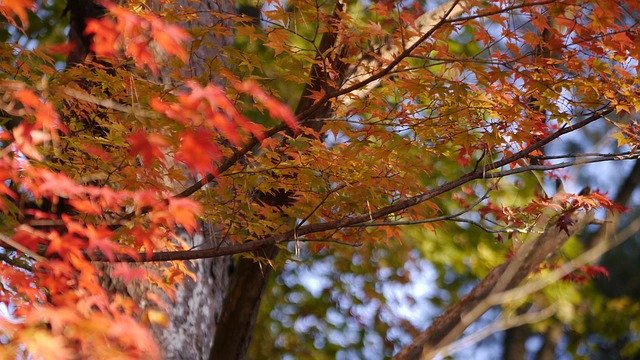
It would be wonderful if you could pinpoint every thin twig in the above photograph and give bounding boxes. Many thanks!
[62,87,158,119]
[92,108,613,262]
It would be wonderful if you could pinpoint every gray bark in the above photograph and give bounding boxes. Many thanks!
[151,1,235,358]
[152,225,231,359]
[84,0,237,357]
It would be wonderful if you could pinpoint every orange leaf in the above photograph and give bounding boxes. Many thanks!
[167,198,201,234]
[0,0,34,28]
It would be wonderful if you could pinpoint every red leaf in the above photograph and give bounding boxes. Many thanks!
[127,130,167,168]
[582,265,609,278]
[15,89,66,133]
[110,263,147,283]
[176,128,221,175]
[234,80,298,130]
[86,225,116,261]
[84,18,119,58]
[151,17,189,62]
[555,213,575,236]
[69,199,102,215]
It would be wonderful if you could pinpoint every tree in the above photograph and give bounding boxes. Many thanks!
[1,0,639,359]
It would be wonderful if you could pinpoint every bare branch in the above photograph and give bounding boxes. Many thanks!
[62,87,159,119]
[431,306,557,360]
[486,152,640,178]
[0,250,33,272]
[399,211,640,360]
[393,207,595,360]
[530,150,640,160]
[0,233,44,262]
[344,192,523,233]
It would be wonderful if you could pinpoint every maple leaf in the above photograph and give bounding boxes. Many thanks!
[87,237,118,261]
[127,130,167,168]
[264,29,289,56]
[69,199,102,215]
[582,265,609,278]
[110,263,147,283]
[456,146,472,166]
[167,197,201,234]
[85,225,116,260]
[129,226,158,260]
[27,169,82,199]
[13,89,65,133]
[150,17,189,62]
[84,18,119,58]
[563,265,609,283]
[588,191,628,213]
[126,40,159,74]
[84,2,190,74]
[305,88,326,105]
[46,232,84,259]
[0,0,33,28]
[176,128,221,175]
[235,80,298,130]
[555,213,575,236]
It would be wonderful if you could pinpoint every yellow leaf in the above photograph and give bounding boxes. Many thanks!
[145,309,169,327]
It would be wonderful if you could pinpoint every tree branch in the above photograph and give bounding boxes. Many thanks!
[95,108,612,262]
[393,207,595,360]
[0,250,34,272]
[162,0,562,204]
[335,0,557,111]
[485,152,640,178]
[396,204,640,360]
[432,306,557,360]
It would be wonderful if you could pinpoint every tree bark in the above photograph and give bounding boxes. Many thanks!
[210,2,349,359]
[148,1,236,357]
[64,1,235,358]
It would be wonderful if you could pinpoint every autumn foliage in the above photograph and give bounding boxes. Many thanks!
[0,2,296,357]
[0,0,639,358]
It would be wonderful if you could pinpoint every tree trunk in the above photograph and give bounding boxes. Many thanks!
[148,1,235,358]
[502,326,531,360]
[534,325,562,360]
[65,1,235,358]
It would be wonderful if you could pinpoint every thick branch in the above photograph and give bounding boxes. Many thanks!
[397,175,640,359]
[393,209,595,360]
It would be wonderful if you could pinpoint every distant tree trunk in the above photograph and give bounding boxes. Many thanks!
[534,325,562,360]
[502,326,530,360]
